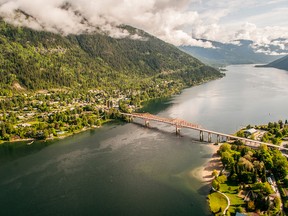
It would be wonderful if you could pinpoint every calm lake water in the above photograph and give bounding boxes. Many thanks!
[0,65,288,216]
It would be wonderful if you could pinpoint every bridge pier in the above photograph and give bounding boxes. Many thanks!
[208,133,212,143]
[217,135,220,143]
[200,131,204,141]
[144,120,150,127]
[176,125,180,135]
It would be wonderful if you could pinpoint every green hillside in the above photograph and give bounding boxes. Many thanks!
[0,18,223,93]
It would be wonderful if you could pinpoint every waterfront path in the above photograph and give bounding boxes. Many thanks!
[211,186,230,215]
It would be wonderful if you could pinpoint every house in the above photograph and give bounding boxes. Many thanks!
[244,128,257,136]
[56,131,66,135]
[17,123,32,127]
[267,177,273,185]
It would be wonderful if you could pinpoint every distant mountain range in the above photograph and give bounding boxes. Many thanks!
[179,39,284,66]
[0,18,222,91]
[261,55,288,71]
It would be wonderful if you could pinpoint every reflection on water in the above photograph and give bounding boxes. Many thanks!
[166,65,288,133]
[0,140,53,164]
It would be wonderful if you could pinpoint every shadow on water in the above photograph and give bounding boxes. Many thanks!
[197,183,212,196]
[197,184,214,216]
[131,121,205,141]
[202,153,214,159]
[0,98,173,166]
[0,140,53,165]
[139,97,173,114]
[132,121,181,135]
[0,120,125,166]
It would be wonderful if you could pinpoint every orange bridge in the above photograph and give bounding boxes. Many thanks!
[122,112,288,151]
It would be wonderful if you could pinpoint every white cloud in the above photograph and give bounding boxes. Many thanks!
[0,0,287,52]
[0,0,214,47]
[232,23,288,54]
[187,0,288,53]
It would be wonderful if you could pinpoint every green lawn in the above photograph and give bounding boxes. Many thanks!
[208,191,228,215]
[25,120,40,125]
[220,182,245,214]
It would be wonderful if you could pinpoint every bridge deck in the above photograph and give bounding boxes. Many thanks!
[122,112,288,151]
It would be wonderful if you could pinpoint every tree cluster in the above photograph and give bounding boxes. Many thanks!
[218,142,288,214]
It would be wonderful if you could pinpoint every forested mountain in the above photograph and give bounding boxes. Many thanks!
[264,55,288,71]
[0,18,222,92]
[179,39,282,67]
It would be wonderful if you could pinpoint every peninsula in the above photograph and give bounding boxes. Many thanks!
[207,121,288,215]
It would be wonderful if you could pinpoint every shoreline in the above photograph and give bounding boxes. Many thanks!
[0,75,224,146]
[0,119,115,145]
[191,143,223,184]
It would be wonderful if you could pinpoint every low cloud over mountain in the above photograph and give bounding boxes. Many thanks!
[0,0,287,53]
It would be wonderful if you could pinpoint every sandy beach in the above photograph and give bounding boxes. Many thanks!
[191,144,223,184]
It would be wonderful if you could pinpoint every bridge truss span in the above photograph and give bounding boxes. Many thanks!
[122,112,288,151]
[126,112,199,129]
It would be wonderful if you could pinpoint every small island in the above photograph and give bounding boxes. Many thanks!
[207,121,288,215]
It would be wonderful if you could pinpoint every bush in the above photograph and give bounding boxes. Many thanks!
[247,200,255,211]
[230,173,238,182]
[217,175,227,184]
[284,200,288,211]
[278,185,286,198]
[283,178,288,187]
[212,179,220,190]
[235,206,244,213]
[212,169,219,178]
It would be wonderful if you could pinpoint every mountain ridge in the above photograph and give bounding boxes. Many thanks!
[261,55,288,71]
[179,39,284,66]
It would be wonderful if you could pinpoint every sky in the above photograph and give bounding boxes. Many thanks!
[0,0,287,53]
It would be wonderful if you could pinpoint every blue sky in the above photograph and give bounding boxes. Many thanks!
[0,0,287,52]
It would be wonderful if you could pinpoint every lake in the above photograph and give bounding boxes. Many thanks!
[0,65,287,216]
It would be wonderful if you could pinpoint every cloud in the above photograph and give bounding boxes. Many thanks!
[232,23,288,54]
[0,0,214,47]
[0,0,287,52]
[187,0,288,51]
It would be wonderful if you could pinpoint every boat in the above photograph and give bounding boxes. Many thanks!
[27,140,34,145]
